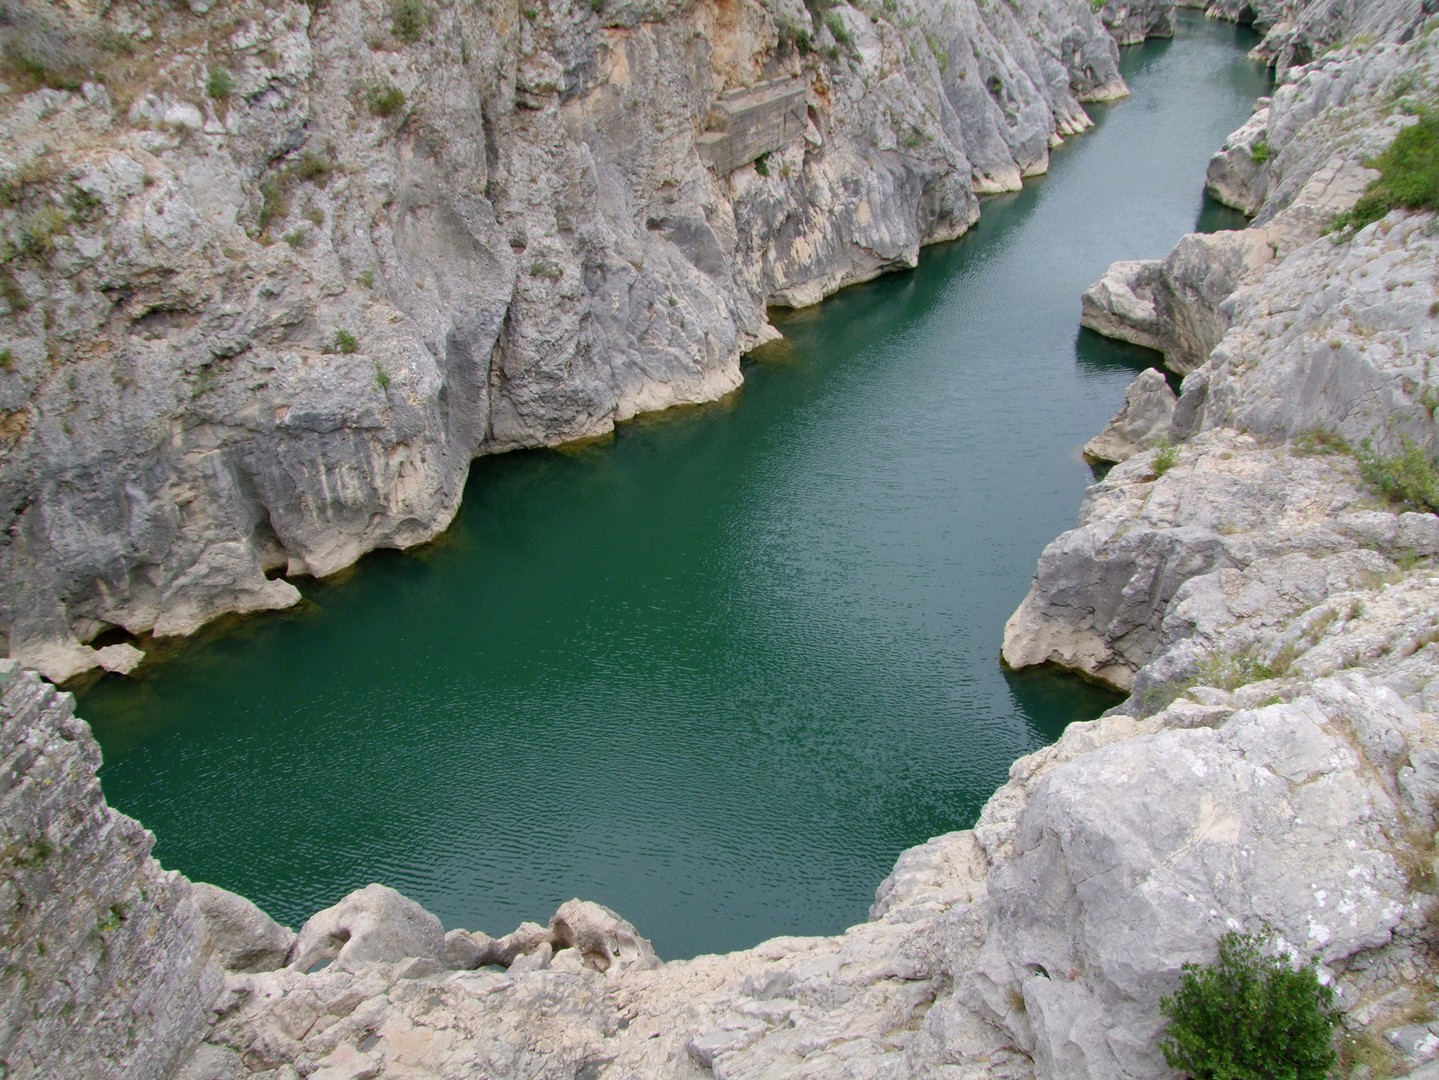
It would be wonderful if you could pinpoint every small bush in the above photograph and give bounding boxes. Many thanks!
[364,81,406,117]
[753,152,771,177]
[283,229,306,249]
[291,150,334,186]
[1160,930,1338,1080]
[1332,109,1439,233]
[1357,435,1439,513]
[1152,443,1178,477]
[1292,428,1352,456]
[257,177,289,233]
[824,10,853,47]
[333,329,359,354]
[206,66,234,101]
[374,362,391,390]
[1250,139,1271,164]
[390,0,430,41]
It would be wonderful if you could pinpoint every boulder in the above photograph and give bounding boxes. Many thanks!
[288,884,445,973]
[1083,368,1177,464]
[192,882,295,974]
[444,928,489,970]
[475,921,554,967]
[549,899,661,974]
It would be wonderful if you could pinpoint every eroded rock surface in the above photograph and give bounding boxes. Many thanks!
[0,0,1128,681]
[0,661,220,1079]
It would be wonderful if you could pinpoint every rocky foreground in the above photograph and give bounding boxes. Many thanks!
[8,0,1439,1078]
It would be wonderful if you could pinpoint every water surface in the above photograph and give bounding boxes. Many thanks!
[79,14,1267,959]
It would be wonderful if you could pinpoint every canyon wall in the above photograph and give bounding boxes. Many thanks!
[9,1,1439,1078]
[0,0,1125,682]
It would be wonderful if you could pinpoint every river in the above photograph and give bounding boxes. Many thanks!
[77,12,1268,960]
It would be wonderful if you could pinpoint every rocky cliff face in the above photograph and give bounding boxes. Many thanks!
[0,0,1125,682]
[13,2,1439,1078]
[0,661,219,1079]
[1010,19,1439,694]
[999,8,1439,1069]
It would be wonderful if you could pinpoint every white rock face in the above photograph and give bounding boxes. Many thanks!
[0,0,1127,681]
[289,883,447,972]
[1082,366,1176,463]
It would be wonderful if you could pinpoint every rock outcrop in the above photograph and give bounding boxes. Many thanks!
[0,0,1128,682]
[0,661,220,1079]
[1014,19,1439,691]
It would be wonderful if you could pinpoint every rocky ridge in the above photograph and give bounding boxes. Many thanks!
[1001,4,1439,1071]
[0,0,1127,682]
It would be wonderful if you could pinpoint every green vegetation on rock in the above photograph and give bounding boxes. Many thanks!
[365,82,406,117]
[1160,930,1338,1080]
[390,0,430,41]
[1357,435,1439,513]
[1332,107,1439,231]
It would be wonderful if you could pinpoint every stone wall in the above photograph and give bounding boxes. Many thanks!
[696,78,809,174]
[0,662,217,1078]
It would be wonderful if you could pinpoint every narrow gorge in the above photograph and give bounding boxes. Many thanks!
[4,0,1439,1077]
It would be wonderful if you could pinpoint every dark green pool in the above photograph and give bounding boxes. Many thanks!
[78,13,1267,959]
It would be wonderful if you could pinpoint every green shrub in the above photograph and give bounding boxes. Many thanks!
[1160,930,1338,1080]
[333,329,359,354]
[390,0,430,41]
[1250,139,1270,164]
[1153,442,1178,477]
[1356,435,1439,513]
[824,10,853,47]
[206,66,234,101]
[257,177,288,234]
[374,362,391,390]
[1332,108,1439,232]
[365,81,406,116]
[753,152,771,177]
[291,150,334,186]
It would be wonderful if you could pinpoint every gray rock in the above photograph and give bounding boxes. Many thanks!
[443,928,488,970]
[549,898,660,974]
[289,884,446,973]
[477,920,554,967]
[1083,368,1177,463]
[192,882,296,973]
[0,664,220,1079]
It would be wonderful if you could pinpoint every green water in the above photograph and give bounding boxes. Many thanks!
[78,14,1267,960]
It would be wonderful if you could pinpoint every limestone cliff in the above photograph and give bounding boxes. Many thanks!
[13,3,1439,1079]
[0,660,219,1079]
[0,0,1125,682]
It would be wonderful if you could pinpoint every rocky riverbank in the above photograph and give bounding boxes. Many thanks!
[0,0,1127,683]
[9,0,1439,1078]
